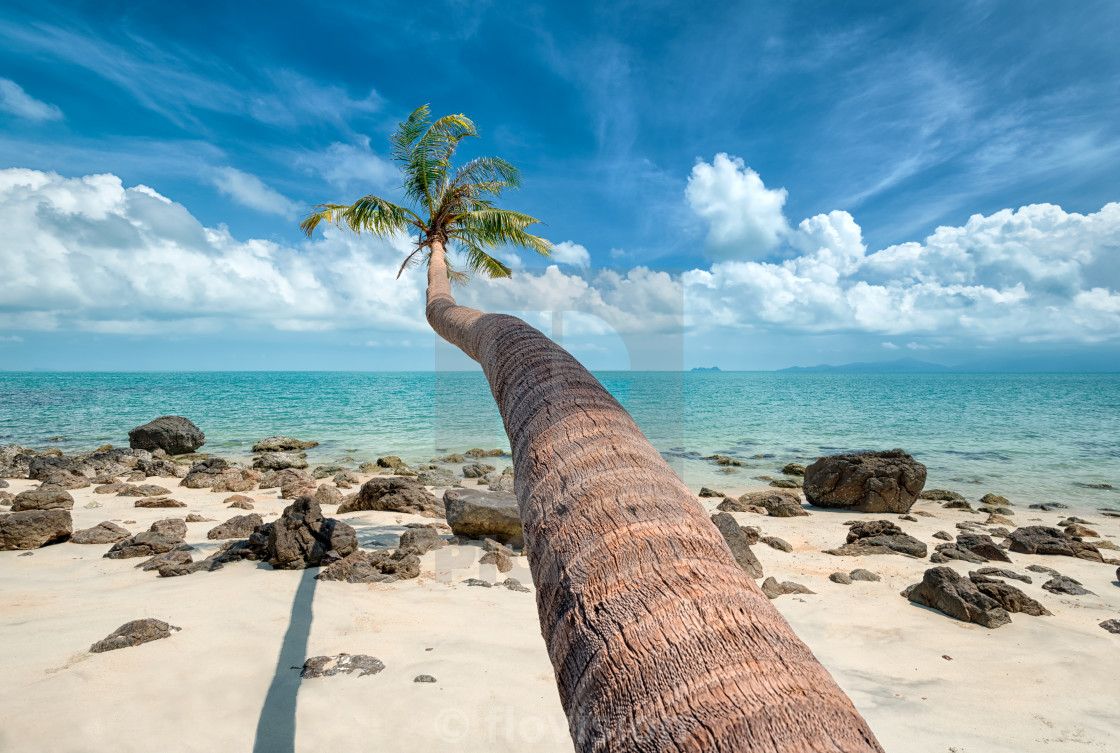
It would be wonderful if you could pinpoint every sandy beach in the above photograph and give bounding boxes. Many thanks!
[2,453,1118,753]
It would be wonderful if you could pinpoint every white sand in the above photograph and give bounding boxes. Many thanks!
[2,477,1118,752]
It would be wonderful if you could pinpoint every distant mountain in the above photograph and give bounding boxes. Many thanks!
[778,357,952,373]
[690,366,721,372]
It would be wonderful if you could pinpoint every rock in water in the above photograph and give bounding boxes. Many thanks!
[443,488,523,546]
[252,452,309,471]
[267,496,357,569]
[71,521,131,544]
[300,654,384,678]
[128,416,205,455]
[803,449,926,513]
[252,436,319,453]
[710,512,764,579]
[0,509,72,549]
[902,566,1011,628]
[337,477,441,518]
[90,618,180,653]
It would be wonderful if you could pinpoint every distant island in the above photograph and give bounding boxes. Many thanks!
[690,366,721,371]
[778,357,950,373]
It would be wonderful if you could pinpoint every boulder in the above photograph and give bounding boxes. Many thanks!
[258,468,314,490]
[826,520,927,558]
[251,436,318,453]
[252,452,309,471]
[968,574,1051,616]
[954,533,1012,563]
[972,567,1031,583]
[38,471,91,490]
[933,531,953,541]
[710,512,764,579]
[1007,526,1103,562]
[487,472,515,493]
[210,469,261,493]
[71,521,132,544]
[11,489,74,511]
[90,618,180,653]
[137,548,193,572]
[150,518,188,538]
[1065,523,1100,538]
[0,509,72,549]
[340,477,442,518]
[316,549,421,583]
[803,449,926,513]
[769,478,801,489]
[104,530,184,559]
[207,513,263,540]
[480,550,513,572]
[735,489,807,517]
[698,487,725,498]
[980,493,1010,506]
[760,577,815,599]
[267,496,358,570]
[313,484,344,506]
[902,567,1011,628]
[443,488,523,546]
[128,416,205,455]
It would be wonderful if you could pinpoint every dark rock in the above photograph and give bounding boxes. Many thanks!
[980,493,1010,506]
[417,467,460,487]
[921,489,966,502]
[439,453,466,464]
[398,527,444,556]
[11,489,74,511]
[1026,564,1062,577]
[973,567,1031,583]
[90,618,180,653]
[210,469,261,493]
[1100,619,1120,634]
[1065,523,1100,538]
[128,416,204,455]
[300,654,384,678]
[258,467,314,490]
[71,521,131,544]
[932,543,986,564]
[225,494,254,509]
[760,577,815,599]
[968,574,1051,616]
[502,577,531,592]
[317,549,421,582]
[464,448,503,459]
[207,513,263,540]
[829,572,853,584]
[479,550,513,572]
[736,489,808,517]
[268,496,357,570]
[252,452,309,471]
[443,488,522,545]
[95,483,132,494]
[0,509,72,549]
[462,462,496,479]
[134,497,187,508]
[698,487,724,498]
[312,465,346,480]
[902,567,1011,628]
[104,530,184,559]
[150,518,188,538]
[116,483,171,497]
[137,547,193,572]
[955,533,1013,563]
[313,484,343,506]
[761,535,792,552]
[1028,503,1069,511]
[341,477,442,518]
[933,531,953,541]
[38,470,91,490]
[898,514,918,522]
[710,512,764,578]
[826,520,927,557]
[1042,575,1094,596]
[185,513,213,523]
[803,449,926,513]
[252,436,318,453]
[464,578,492,587]
[942,500,975,511]
[781,462,806,476]
[414,674,437,683]
[849,568,881,582]
[1007,526,1103,562]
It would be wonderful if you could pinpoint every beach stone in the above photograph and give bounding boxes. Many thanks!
[128,416,204,455]
[698,487,725,498]
[258,467,314,490]
[94,483,132,494]
[414,674,437,683]
[850,568,881,582]
[1065,523,1100,538]
[933,531,952,541]
[1028,503,1068,511]
[968,574,1051,616]
[267,496,357,570]
[826,520,927,558]
[398,526,444,556]
[487,472,515,493]
[955,533,1012,563]
[464,448,503,459]
[503,577,531,592]
[443,488,523,545]
[1007,526,1103,562]
[980,493,1011,506]
[760,577,815,599]
[942,500,975,511]
[417,467,460,487]
[316,549,421,583]
[376,456,408,472]
[137,547,193,572]
[116,483,171,497]
[300,654,384,678]
[985,513,1015,526]
[439,453,467,463]
[803,449,926,513]
[710,512,764,579]
[462,462,496,479]
[312,465,345,480]
[735,489,807,517]
[769,478,801,489]
[134,497,187,508]
[1100,620,1120,634]
[104,530,183,559]
[932,544,986,564]
[1042,575,1094,596]
[185,513,213,522]
[761,535,793,553]
[973,567,1032,584]
[280,481,316,499]
[149,518,188,538]
[0,491,12,505]
[252,436,319,453]
[902,566,1011,628]
[313,484,343,506]
[921,489,966,502]
[90,618,180,653]
[11,489,74,511]
[339,477,442,518]
[479,550,513,572]
[1026,564,1062,577]
[781,462,806,476]
[207,513,263,540]
[252,452,309,471]
[0,479,7,488]
[829,572,853,584]
[0,509,72,549]
[210,469,261,493]
[333,470,360,485]
[38,470,91,490]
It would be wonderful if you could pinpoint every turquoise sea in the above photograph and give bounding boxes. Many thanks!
[1,371,1117,510]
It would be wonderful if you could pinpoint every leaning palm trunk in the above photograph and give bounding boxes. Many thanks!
[427,240,882,753]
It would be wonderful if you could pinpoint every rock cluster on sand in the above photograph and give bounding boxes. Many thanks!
[267,496,357,570]
[803,449,927,513]
[128,416,205,455]
[0,509,72,549]
[1007,526,1103,562]
[317,549,422,583]
[902,566,1011,628]
[90,618,180,653]
[826,520,927,557]
[104,519,188,559]
[338,477,441,518]
[443,488,523,546]
[932,533,1011,564]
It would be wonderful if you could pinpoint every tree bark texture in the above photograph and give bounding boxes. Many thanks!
[426,240,883,753]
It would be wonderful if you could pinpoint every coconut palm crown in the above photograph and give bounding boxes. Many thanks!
[300,104,550,282]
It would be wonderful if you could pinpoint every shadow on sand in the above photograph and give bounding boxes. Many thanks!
[253,568,318,753]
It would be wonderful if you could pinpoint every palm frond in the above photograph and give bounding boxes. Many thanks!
[450,157,521,195]
[300,195,421,238]
[452,209,551,257]
[390,104,431,164]
[403,113,478,212]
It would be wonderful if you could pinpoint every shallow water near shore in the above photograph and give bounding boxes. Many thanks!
[1,370,1117,509]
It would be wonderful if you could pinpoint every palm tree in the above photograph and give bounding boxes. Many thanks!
[302,106,882,753]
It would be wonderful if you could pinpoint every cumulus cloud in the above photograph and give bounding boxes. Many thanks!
[210,167,299,217]
[300,137,399,192]
[0,78,63,121]
[549,240,591,267]
[685,153,789,259]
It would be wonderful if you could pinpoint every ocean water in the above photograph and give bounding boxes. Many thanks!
[0,371,1117,510]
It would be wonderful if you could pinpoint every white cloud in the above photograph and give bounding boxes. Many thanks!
[302,137,399,192]
[0,334,24,342]
[549,240,591,268]
[0,78,63,121]
[881,342,899,349]
[210,167,299,217]
[685,153,789,259]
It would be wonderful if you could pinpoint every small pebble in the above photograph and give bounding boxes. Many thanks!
[414,674,437,683]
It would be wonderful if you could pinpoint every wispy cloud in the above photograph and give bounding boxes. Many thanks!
[210,167,300,217]
[0,77,62,121]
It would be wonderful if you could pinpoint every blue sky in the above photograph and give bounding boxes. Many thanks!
[1,0,1119,371]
